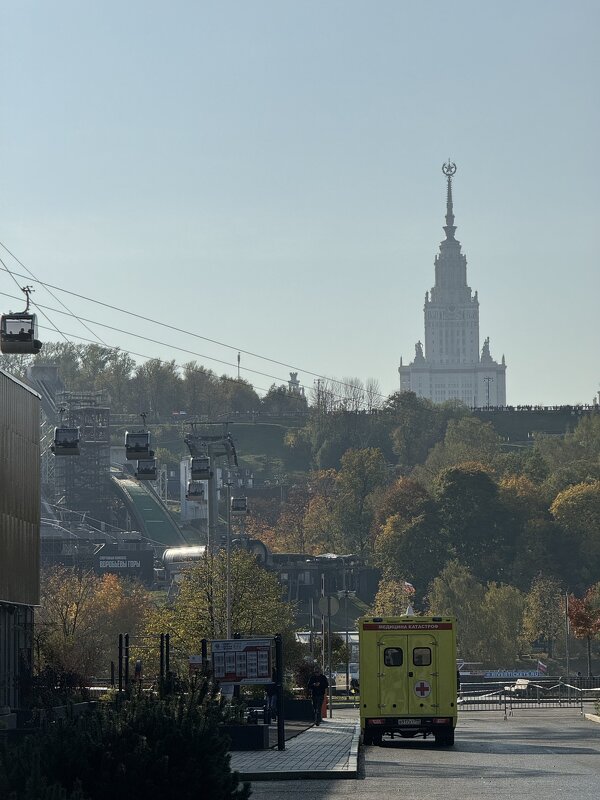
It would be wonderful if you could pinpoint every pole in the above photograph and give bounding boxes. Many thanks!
[345,590,350,703]
[309,597,314,658]
[565,593,570,678]
[124,633,130,687]
[207,444,218,551]
[159,633,165,694]
[320,572,326,672]
[118,634,123,694]
[275,634,285,751]
[327,596,333,719]
[201,638,208,672]
[226,482,232,639]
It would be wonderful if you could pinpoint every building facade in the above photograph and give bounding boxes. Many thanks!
[0,369,41,710]
[399,162,507,407]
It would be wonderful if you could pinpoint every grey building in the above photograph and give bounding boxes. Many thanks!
[0,369,41,710]
[399,162,507,407]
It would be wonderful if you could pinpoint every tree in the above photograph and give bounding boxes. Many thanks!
[385,391,443,470]
[434,463,508,582]
[274,483,312,553]
[130,358,182,419]
[372,577,416,616]
[221,377,261,412]
[550,482,600,586]
[36,568,152,680]
[481,583,525,666]
[426,561,487,662]
[521,574,564,659]
[422,416,502,478]
[374,513,449,602]
[261,383,308,414]
[181,361,225,417]
[333,447,389,556]
[568,585,600,677]
[142,550,296,674]
[371,477,433,533]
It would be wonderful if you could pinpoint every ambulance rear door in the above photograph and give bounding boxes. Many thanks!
[377,632,439,717]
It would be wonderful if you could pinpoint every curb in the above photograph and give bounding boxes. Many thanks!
[584,713,600,724]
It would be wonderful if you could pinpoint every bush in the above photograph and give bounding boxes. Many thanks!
[0,678,250,800]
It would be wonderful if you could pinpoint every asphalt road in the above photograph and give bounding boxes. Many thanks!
[248,707,600,799]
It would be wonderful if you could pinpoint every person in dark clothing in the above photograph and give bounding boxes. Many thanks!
[307,666,329,726]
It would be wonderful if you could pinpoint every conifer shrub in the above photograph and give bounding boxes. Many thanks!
[0,677,251,800]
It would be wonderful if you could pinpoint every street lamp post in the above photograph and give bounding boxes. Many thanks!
[338,588,356,702]
[483,375,494,409]
[226,481,232,639]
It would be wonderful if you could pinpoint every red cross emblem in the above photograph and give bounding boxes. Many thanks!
[415,680,431,697]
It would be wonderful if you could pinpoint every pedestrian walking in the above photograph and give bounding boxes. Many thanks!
[307,665,329,726]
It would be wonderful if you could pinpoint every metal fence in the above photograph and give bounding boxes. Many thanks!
[458,677,600,713]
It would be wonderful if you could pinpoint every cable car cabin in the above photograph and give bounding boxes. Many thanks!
[0,312,43,354]
[125,431,151,460]
[186,481,205,502]
[51,427,81,456]
[190,456,212,481]
[231,497,248,516]
[135,458,157,480]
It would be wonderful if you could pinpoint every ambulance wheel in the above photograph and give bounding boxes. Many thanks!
[435,728,455,746]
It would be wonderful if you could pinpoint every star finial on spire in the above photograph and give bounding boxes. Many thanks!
[442,159,457,240]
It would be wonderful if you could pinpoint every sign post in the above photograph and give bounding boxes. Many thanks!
[204,636,285,748]
[318,595,339,719]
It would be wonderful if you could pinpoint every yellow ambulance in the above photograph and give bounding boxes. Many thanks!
[359,615,458,746]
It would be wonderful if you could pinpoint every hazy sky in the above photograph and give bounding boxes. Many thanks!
[1,1,598,406]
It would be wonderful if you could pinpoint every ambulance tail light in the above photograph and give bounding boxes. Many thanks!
[433,718,450,724]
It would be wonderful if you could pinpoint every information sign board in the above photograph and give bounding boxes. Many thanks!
[211,638,273,684]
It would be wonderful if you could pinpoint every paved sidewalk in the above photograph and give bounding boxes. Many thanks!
[230,718,360,781]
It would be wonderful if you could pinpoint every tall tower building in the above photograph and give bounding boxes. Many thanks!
[399,162,507,407]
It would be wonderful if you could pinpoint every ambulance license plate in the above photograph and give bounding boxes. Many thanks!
[397,719,418,726]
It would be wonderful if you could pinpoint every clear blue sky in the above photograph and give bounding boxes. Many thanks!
[1,1,598,405]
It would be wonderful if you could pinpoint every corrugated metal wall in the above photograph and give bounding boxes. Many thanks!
[0,369,41,606]
[0,604,33,708]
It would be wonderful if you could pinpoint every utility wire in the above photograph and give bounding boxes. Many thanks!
[0,253,388,401]
[3,287,386,405]
[0,243,109,347]
[0,256,71,344]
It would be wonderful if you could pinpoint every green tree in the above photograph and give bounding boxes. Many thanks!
[421,416,502,478]
[521,574,564,659]
[374,513,449,602]
[481,583,525,666]
[333,447,389,556]
[426,561,487,662]
[262,383,308,414]
[130,358,182,419]
[385,391,444,470]
[221,377,261,412]
[550,481,600,587]
[142,550,295,670]
[434,464,508,582]
[181,361,226,417]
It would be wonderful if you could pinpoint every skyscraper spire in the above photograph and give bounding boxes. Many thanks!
[442,159,457,240]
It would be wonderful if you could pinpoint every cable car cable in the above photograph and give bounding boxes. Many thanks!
[0,246,109,348]
[0,255,388,401]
